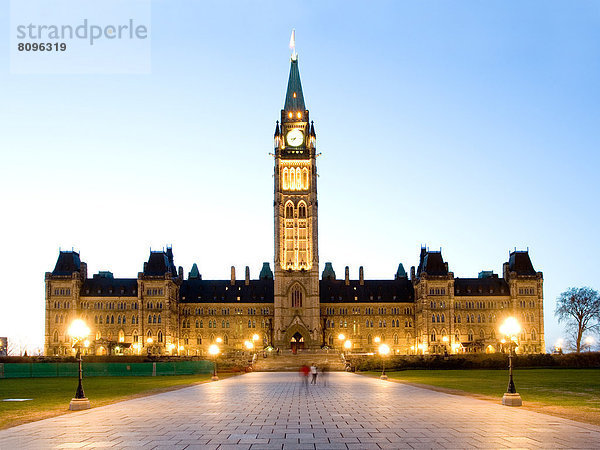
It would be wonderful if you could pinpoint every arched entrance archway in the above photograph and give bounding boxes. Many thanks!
[290,331,305,354]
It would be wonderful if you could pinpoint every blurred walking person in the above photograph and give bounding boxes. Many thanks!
[310,363,318,385]
[299,364,310,392]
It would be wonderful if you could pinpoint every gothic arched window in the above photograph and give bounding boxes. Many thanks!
[285,202,294,218]
[302,168,309,189]
[298,202,306,219]
[282,168,289,190]
[291,285,303,308]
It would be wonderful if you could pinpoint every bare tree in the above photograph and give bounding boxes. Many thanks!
[555,287,600,352]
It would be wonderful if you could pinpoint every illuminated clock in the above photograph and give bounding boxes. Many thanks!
[286,129,303,147]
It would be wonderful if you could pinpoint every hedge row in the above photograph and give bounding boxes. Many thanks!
[346,352,600,371]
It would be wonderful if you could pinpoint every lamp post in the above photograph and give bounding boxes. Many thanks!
[67,319,91,411]
[343,339,352,356]
[499,317,522,406]
[338,333,345,354]
[378,343,390,380]
[209,344,220,381]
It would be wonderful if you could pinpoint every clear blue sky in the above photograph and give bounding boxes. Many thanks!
[1,0,599,352]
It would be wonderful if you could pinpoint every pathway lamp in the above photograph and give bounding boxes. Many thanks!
[208,344,220,381]
[146,337,153,355]
[216,337,223,344]
[338,333,345,353]
[499,317,522,406]
[343,339,352,356]
[67,319,91,411]
[374,336,381,344]
[378,343,390,380]
[584,336,594,352]
[554,339,563,354]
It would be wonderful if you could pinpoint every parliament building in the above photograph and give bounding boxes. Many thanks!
[44,49,545,357]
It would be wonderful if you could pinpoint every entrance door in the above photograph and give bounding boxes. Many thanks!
[290,332,305,354]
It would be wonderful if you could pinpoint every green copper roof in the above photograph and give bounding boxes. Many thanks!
[284,58,305,111]
[188,263,201,280]
[322,262,336,280]
[259,262,273,280]
[396,263,407,279]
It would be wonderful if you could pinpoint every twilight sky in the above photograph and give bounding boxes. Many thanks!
[1,0,599,352]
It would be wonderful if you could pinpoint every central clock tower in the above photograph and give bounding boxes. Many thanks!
[272,49,321,349]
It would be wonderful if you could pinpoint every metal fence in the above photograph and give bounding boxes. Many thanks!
[0,360,213,378]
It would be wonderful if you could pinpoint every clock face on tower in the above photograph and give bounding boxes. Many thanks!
[286,128,303,147]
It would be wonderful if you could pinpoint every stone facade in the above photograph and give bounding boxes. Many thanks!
[44,52,545,357]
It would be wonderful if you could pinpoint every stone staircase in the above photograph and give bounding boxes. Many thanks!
[252,350,346,372]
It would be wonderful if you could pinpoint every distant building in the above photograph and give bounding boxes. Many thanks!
[44,47,545,357]
[0,337,7,356]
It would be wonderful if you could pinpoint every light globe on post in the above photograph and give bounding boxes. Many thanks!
[584,336,594,352]
[499,317,522,406]
[337,333,345,354]
[67,319,91,410]
[343,339,352,357]
[378,343,390,380]
[208,344,220,381]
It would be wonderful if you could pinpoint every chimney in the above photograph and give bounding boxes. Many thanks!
[245,266,250,285]
[410,266,416,280]
[359,266,364,285]
[178,266,184,280]
[80,262,87,280]
[345,266,350,285]
[230,266,236,285]
[445,262,449,272]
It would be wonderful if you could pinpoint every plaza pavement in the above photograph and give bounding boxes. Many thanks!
[0,372,599,449]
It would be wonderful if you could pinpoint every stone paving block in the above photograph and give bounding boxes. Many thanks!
[1,372,599,450]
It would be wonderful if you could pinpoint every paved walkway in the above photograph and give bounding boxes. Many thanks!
[1,372,599,449]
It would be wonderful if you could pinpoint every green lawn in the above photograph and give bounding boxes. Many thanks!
[365,368,600,423]
[0,374,219,429]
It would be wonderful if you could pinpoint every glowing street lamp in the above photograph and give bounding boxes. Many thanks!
[208,344,220,381]
[584,336,594,352]
[252,334,260,342]
[378,343,390,380]
[338,333,345,353]
[374,336,381,344]
[216,337,223,344]
[499,317,522,406]
[67,319,91,410]
[244,340,254,350]
[343,339,352,355]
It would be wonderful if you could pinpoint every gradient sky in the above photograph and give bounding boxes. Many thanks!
[1,0,599,352]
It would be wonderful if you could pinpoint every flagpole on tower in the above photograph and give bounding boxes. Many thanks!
[289,29,297,60]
